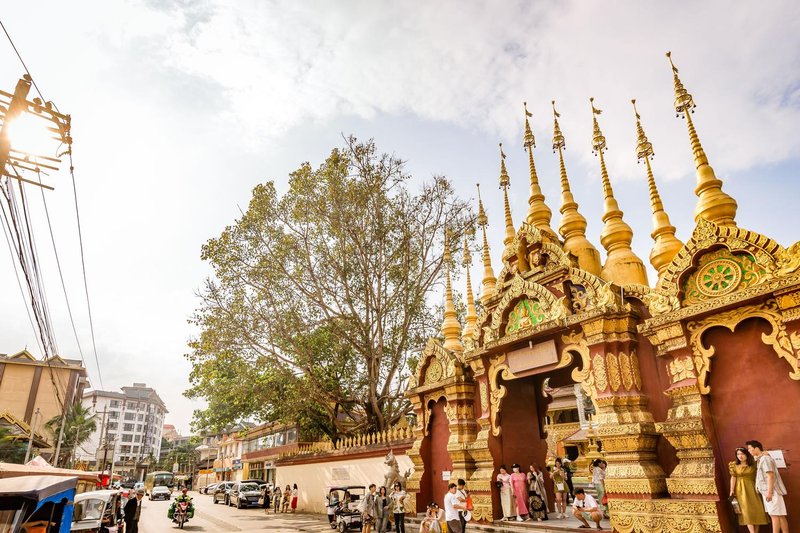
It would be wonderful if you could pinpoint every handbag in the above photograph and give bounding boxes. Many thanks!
[465,495,474,511]
[729,495,742,514]
[556,482,565,492]
[601,494,608,506]
[494,481,503,489]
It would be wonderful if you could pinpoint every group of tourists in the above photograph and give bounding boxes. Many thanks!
[730,441,790,533]
[494,458,607,527]
[262,483,299,514]
[349,481,409,533]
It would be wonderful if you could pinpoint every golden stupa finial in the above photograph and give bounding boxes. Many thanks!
[590,97,648,286]
[476,183,497,304]
[551,100,601,276]
[462,234,478,343]
[441,227,464,353]
[666,51,737,226]
[523,102,557,242]
[632,99,684,277]
[498,143,515,247]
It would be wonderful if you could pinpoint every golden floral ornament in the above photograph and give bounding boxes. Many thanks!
[618,352,634,390]
[558,330,596,401]
[606,352,621,392]
[487,354,515,436]
[414,337,461,388]
[425,358,443,383]
[592,354,608,394]
[687,299,800,394]
[488,275,562,338]
[608,498,721,533]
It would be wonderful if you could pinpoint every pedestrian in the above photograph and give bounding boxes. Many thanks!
[527,463,548,521]
[592,459,607,516]
[420,503,443,533]
[550,458,568,519]
[729,447,769,532]
[362,483,377,533]
[572,488,603,530]
[262,483,272,514]
[272,484,282,513]
[444,483,466,533]
[291,483,299,513]
[390,481,407,533]
[747,440,789,533]
[327,489,340,526]
[510,464,528,521]
[456,478,469,532]
[123,488,144,533]
[496,465,514,521]
[563,458,575,503]
[376,486,390,533]
[282,484,291,513]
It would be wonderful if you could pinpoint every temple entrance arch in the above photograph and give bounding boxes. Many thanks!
[417,397,453,509]
[702,317,800,530]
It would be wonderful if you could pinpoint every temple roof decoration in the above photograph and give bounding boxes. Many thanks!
[408,337,463,390]
[462,234,478,348]
[589,97,649,286]
[476,184,498,305]
[667,51,738,227]
[440,229,464,353]
[552,101,602,276]
[632,99,684,279]
[523,102,558,243]
[498,143,515,248]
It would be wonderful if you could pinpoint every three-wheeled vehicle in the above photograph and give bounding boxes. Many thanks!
[71,489,124,532]
[327,485,366,532]
[0,475,77,533]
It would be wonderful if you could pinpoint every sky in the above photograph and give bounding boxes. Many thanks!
[1,1,799,434]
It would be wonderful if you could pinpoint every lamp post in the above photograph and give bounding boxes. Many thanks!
[24,408,41,463]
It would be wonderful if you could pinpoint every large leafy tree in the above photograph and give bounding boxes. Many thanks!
[186,137,470,439]
[0,427,27,463]
[44,403,97,467]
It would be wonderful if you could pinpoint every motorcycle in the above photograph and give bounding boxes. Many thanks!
[174,501,190,529]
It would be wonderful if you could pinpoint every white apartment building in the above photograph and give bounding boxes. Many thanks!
[78,383,167,468]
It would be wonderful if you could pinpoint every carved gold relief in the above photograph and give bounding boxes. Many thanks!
[592,353,608,393]
[668,356,697,382]
[487,354,514,436]
[425,358,443,383]
[630,351,642,390]
[606,352,621,392]
[478,380,488,414]
[560,331,596,401]
[687,299,800,394]
[608,499,721,533]
[618,352,633,390]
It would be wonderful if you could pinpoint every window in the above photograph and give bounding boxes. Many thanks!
[134,435,141,442]
[132,446,139,454]
[136,424,142,432]
[122,434,132,442]
[107,422,118,431]
[275,432,285,446]
[123,423,134,432]
[137,414,143,421]
[128,402,137,410]
[124,413,134,421]
[287,428,297,444]
[120,446,130,454]
[109,411,119,419]
[110,400,119,408]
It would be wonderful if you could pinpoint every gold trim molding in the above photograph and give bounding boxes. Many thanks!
[608,498,721,533]
[687,299,800,394]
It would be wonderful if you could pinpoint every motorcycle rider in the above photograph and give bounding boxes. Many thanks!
[168,488,195,522]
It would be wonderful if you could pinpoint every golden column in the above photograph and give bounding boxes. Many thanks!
[523,102,558,242]
[441,229,465,353]
[667,52,737,227]
[631,99,684,279]
[476,184,497,305]
[589,98,649,286]
[552,101,602,276]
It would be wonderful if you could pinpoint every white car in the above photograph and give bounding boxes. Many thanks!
[150,486,171,501]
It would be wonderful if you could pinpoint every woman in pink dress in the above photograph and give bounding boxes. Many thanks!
[510,463,528,521]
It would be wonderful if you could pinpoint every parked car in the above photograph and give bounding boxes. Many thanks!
[72,489,125,532]
[212,482,235,505]
[133,481,144,494]
[150,485,171,501]
[229,482,261,509]
[202,483,218,495]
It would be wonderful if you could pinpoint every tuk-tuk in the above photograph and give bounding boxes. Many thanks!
[0,475,77,533]
[71,490,124,532]
[327,485,366,532]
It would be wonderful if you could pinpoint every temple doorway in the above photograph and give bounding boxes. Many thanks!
[418,397,452,510]
[705,318,800,530]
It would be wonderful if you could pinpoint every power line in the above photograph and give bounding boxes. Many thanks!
[0,19,46,104]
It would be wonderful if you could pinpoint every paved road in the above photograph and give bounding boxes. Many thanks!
[137,490,334,533]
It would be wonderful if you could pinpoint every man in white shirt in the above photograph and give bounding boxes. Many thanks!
[747,440,789,533]
[443,483,466,533]
[572,488,602,530]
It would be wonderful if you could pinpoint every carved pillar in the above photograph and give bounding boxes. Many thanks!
[404,394,426,513]
[443,380,479,483]
[463,357,494,522]
[582,314,668,502]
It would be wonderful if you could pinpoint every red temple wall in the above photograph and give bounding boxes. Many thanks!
[420,398,452,510]
[704,317,800,531]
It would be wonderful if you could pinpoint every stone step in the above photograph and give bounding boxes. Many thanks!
[405,514,612,533]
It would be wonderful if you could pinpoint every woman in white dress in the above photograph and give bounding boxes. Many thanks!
[496,465,514,521]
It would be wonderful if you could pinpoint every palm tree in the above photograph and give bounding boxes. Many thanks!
[45,403,97,467]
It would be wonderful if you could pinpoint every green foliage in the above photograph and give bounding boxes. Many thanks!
[0,427,27,463]
[186,137,472,439]
[44,403,97,467]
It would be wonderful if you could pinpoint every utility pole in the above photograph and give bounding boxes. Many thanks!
[24,408,41,463]
[0,77,32,171]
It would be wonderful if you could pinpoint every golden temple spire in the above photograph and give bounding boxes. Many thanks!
[551,101,601,275]
[589,97,648,285]
[476,184,497,304]
[441,228,464,353]
[462,233,478,343]
[498,143,515,247]
[523,102,557,242]
[632,99,684,277]
[667,51,737,226]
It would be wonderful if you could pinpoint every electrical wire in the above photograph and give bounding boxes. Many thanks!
[0,19,46,105]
